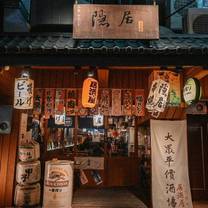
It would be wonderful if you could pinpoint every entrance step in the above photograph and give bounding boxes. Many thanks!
[72,188,147,208]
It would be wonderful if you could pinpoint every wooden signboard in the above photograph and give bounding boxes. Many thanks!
[73,4,159,39]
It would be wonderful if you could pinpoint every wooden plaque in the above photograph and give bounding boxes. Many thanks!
[73,4,159,39]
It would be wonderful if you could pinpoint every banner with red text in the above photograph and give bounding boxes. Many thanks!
[151,120,193,208]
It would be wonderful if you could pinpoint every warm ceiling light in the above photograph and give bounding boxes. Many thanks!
[4,66,10,71]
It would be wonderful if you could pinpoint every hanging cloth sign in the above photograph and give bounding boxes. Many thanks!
[146,79,170,117]
[111,89,122,116]
[122,90,132,115]
[93,115,104,127]
[44,89,55,119]
[82,77,99,108]
[151,120,193,208]
[167,72,181,107]
[66,89,77,116]
[33,89,43,115]
[183,78,202,106]
[14,78,34,109]
[98,89,110,116]
[134,89,145,116]
[55,89,65,115]
[55,89,66,125]
[19,113,28,144]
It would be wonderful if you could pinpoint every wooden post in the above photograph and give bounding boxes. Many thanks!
[134,116,138,158]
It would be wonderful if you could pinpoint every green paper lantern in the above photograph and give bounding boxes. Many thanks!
[183,78,202,106]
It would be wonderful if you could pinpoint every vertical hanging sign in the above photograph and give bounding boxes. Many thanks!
[33,89,44,115]
[66,89,77,116]
[111,89,122,116]
[44,89,55,119]
[122,90,132,115]
[55,89,66,125]
[135,89,145,116]
[98,89,110,116]
[14,78,34,109]
[151,120,193,208]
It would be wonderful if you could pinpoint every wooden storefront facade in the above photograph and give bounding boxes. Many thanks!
[0,65,208,206]
[0,1,208,206]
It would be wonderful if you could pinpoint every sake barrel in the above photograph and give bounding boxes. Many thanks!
[18,140,40,162]
[16,161,41,185]
[43,159,74,208]
[14,183,40,206]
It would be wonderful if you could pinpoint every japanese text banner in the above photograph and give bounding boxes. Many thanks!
[151,120,193,208]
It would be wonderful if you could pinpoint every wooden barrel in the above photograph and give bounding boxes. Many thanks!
[16,160,41,185]
[14,183,40,206]
[18,140,40,162]
[43,159,74,208]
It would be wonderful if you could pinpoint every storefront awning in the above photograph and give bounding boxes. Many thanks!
[0,32,208,66]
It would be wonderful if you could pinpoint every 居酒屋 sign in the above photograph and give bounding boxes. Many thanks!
[73,4,159,39]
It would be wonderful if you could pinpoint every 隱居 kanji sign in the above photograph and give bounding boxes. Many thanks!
[73,4,159,39]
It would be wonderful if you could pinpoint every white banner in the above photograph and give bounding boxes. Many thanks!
[151,120,193,208]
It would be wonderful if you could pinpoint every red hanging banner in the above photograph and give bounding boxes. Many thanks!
[44,89,55,119]
[55,89,65,115]
[66,89,77,116]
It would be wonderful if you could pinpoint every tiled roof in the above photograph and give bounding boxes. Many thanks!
[0,28,208,66]
[1,33,208,56]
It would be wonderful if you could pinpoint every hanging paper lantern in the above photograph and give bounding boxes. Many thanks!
[14,78,34,109]
[82,77,99,108]
[183,78,202,106]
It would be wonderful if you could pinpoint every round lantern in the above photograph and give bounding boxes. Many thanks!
[183,78,202,105]
[82,77,99,108]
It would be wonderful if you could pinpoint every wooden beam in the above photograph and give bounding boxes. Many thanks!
[97,69,109,88]
[109,65,195,71]
[185,67,208,80]
[31,66,76,70]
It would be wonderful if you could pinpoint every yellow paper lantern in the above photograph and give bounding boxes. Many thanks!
[82,77,99,108]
